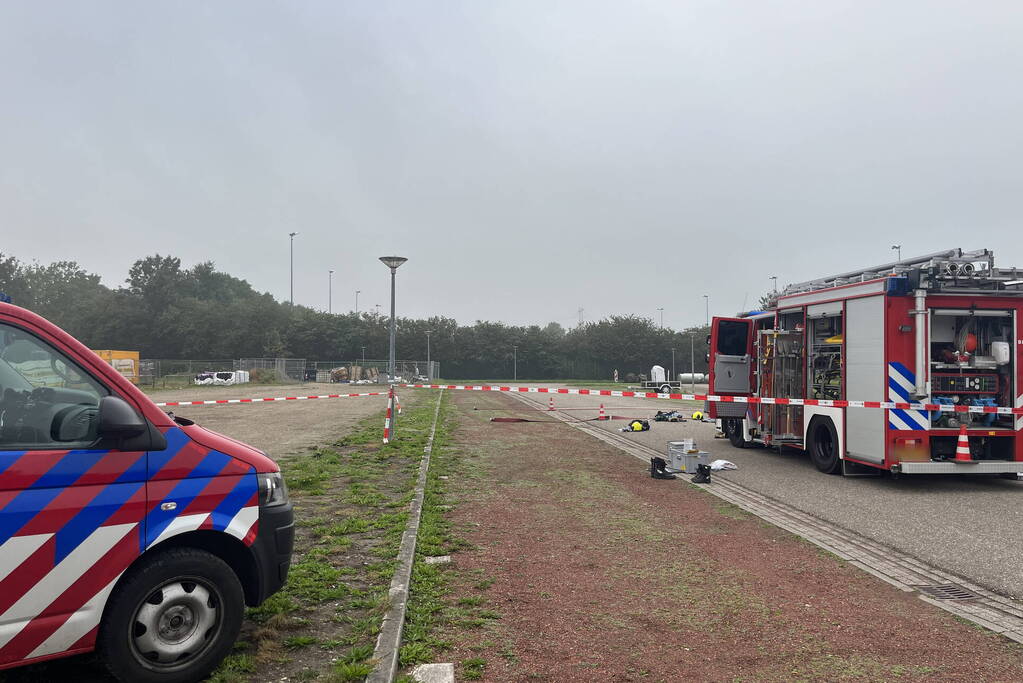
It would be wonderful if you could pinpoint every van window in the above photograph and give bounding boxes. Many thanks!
[0,324,107,449]
[717,320,750,356]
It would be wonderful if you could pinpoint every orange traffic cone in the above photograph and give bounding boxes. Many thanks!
[548,396,555,411]
[954,424,975,463]
[599,403,606,420]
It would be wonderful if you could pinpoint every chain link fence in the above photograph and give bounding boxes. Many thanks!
[139,358,439,387]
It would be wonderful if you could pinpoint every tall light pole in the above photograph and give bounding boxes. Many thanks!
[355,289,361,314]
[657,307,664,329]
[425,330,432,381]
[671,347,675,381]
[770,275,778,292]
[892,244,902,263]
[361,346,366,365]
[513,345,518,381]
[702,294,709,328]
[288,232,298,305]
[375,303,381,316]
[379,256,408,382]
[328,270,334,313]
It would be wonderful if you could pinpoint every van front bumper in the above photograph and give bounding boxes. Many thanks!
[249,500,295,605]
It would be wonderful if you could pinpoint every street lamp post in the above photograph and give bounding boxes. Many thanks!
[361,346,366,365]
[288,232,299,305]
[426,331,432,381]
[702,295,709,327]
[328,270,334,313]
[892,244,902,263]
[657,307,664,328]
[379,256,408,383]
[355,290,361,314]
[513,345,518,381]
[671,347,675,381]
[770,275,778,292]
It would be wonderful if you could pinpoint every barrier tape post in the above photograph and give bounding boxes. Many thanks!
[383,386,396,444]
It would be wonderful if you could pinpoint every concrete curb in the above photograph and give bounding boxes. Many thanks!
[367,389,445,683]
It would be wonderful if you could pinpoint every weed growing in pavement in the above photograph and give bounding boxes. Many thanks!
[461,656,487,679]
[209,392,443,682]
[207,653,256,683]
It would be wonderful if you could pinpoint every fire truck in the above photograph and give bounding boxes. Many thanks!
[707,248,1023,476]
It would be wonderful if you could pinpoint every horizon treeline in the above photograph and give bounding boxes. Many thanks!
[0,253,709,380]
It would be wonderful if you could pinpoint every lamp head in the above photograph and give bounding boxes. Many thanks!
[379,256,408,270]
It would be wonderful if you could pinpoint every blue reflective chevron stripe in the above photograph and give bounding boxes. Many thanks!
[0,451,25,479]
[890,408,927,430]
[146,427,190,475]
[29,450,109,490]
[54,478,145,564]
[0,487,65,547]
[888,362,929,430]
[143,450,232,547]
[210,472,258,532]
[888,377,911,402]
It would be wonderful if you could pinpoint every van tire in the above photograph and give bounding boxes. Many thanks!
[98,547,245,683]
[723,418,747,448]
[809,417,842,474]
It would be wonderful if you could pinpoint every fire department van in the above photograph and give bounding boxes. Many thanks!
[0,301,294,681]
[708,248,1023,477]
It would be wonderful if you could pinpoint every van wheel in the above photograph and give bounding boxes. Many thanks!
[809,418,841,474]
[723,418,746,448]
[98,548,244,683]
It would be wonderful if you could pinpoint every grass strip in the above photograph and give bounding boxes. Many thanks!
[209,390,445,683]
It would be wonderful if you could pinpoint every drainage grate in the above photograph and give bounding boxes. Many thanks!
[914,584,984,601]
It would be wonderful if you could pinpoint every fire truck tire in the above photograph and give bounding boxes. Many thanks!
[809,417,841,474]
[723,418,746,448]
[98,547,245,683]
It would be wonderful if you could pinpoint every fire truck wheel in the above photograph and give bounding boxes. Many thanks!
[809,417,841,474]
[98,547,245,683]
[723,418,746,448]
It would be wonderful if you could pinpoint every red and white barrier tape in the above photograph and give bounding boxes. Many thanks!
[155,391,387,407]
[399,384,1023,416]
[153,383,1023,417]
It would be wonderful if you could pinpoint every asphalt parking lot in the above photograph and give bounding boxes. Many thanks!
[508,385,1023,600]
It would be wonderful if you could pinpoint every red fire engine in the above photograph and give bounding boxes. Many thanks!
[707,248,1023,476]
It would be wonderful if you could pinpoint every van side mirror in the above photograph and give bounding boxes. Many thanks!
[98,395,147,438]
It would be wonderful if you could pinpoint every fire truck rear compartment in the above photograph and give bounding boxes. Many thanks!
[928,310,1014,433]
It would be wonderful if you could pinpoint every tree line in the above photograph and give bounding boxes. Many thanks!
[0,253,710,380]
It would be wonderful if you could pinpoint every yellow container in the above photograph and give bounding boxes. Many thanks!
[92,350,140,384]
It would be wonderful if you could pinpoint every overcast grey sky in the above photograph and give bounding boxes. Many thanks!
[2,1,1021,329]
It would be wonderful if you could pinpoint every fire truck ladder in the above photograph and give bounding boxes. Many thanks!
[777,248,1014,298]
